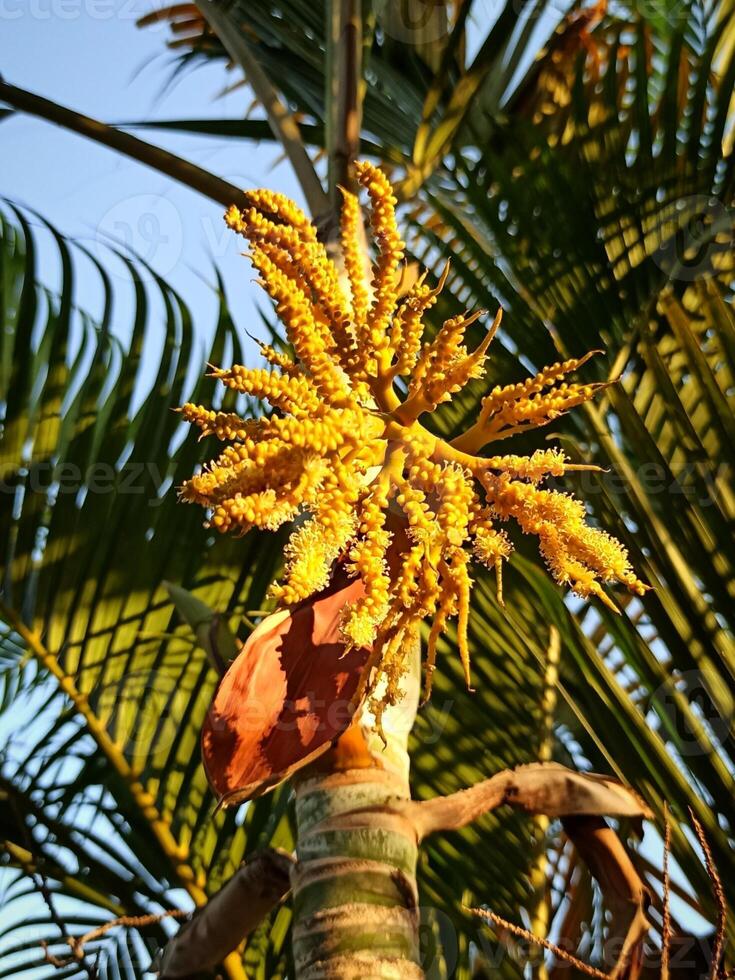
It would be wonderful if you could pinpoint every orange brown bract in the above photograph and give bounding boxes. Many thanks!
[179,162,646,718]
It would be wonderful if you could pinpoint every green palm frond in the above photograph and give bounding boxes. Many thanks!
[398,8,735,965]
[137,0,579,183]
[0,208,293,978]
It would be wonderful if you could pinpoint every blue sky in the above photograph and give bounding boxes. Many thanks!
[2,0,303,355]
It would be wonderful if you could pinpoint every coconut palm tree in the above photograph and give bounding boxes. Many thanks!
[1,1,734,977]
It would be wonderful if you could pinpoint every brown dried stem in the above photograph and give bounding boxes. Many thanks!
[42,911,187,970]
[661,804,671,980]
[470,906,611,979]
[688,808,727,980]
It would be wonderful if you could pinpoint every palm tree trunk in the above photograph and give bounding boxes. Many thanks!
[294,22,420,962]
[290,645,424,980]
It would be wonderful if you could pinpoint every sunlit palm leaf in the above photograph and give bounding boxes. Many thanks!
[0,208,293,977]
[402,8,735,959]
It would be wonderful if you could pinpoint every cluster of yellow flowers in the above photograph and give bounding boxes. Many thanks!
[180,162,646,714]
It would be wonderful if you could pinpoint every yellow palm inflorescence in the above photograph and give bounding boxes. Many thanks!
[180,162,646,715]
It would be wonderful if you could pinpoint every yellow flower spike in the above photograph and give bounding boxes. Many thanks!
[434,464,474,546]
[271,510,357,605]
[455,554,473,690]
[429,305,502,403]
[202,449,324,530]
[423,606,447,704]
[181,446,277,507]
[411,309,483,388]
[342,479,393,649]
[250,240,330,336]
[482,472,647,601]
[355,161,405,364]
[179,403,258,442]
[452,349,606,452]
[563,523,648,595]
[484,448,568,482]
[235,208,356,360]
[257,342,300,376]
[339,187,371,332]
[261,409,378,456]
[484,349,605,412]
[249,247,350,403]
[181,163,646,710]
[438,550,473,689]
[470,507,513,608]
[223,203,249,238]
[389,263,450,378]
[271,460,364,606]
[399,307,492,419]
[394,542,425,609]
[209,365,321,416]
[244,190,317,239]
[395,477,435,540]
[472,522,513,570]
[538,527,623,612]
